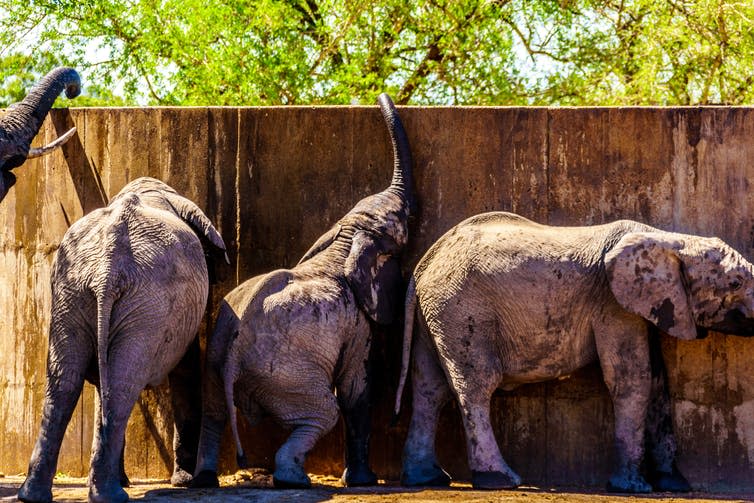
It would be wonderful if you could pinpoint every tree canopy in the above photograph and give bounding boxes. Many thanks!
[1,0,753,107]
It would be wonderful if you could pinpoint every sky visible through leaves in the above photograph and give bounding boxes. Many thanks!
[1,1,753,107]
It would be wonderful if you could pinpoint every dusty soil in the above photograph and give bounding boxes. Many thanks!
[1,471,752,502]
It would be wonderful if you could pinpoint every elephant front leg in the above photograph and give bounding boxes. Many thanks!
[336,356,377,486]
[594,309,652,493]
[190,353,228,488]
[18,336,90,503]
[644,330,691,492]
[401,332,452,487]
[168,338,201,487]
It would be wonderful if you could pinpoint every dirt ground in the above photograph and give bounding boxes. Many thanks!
[1,471,754,503]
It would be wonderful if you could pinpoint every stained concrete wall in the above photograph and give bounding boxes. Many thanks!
[1,106,754,490]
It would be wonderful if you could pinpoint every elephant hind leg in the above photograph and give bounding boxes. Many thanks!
[92,392,130,488]
[435,324,520,490]
[88,380,143,503]
[268,386,340,489]
[401,328,452,487]
[89,341,156,503]
[18,330,92,503]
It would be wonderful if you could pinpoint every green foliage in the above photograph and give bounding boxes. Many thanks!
[1,0,754,105]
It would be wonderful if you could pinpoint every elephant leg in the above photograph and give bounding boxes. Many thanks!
[644,331,690,492]
[191,317,235,489]
[18,330,91,503]
[190,402,226,489]
[453,389,520,489]
[270,386,340,489]
[168,337,201,487]
[594,308,652,493]
[88,364,146,503]
[401,329,452,487]
[335,344,377,487]
[18,346,92,501]
[93,392,130,487]
[439,328,519,490]
[118,445,129,488]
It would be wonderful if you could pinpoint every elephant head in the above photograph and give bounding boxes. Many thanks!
[297,93,416,324]
[0,66,81,203]
[606,231,754,340]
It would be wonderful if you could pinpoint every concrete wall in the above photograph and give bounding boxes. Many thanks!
[2,106,754,490]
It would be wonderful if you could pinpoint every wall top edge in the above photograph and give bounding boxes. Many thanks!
[15,105,754,112]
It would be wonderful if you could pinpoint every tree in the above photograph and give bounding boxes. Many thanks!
[1,0,754,106]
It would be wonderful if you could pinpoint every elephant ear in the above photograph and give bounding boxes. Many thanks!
[345,230,403,324]
[161,191,227,256]
[298,224,341,265]
[605,232,697,340]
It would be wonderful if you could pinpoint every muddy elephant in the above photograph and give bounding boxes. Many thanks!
[190,93,416,489]
[18,177,227,503]
[1,67,81,202]
[395,212,754,492]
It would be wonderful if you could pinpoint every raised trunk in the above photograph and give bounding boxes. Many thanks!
[0,67,80,141]
[378,93,417,214]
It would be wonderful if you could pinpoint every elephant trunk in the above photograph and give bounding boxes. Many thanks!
[2,67,80,135]
[0,67,81,165]
[378,93,417,215]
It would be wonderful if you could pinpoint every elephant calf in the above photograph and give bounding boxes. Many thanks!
[190,94,416,489]
[18,177,227,503]
[396,212,754,492]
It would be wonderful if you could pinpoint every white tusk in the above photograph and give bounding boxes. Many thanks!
[27,127,77,159]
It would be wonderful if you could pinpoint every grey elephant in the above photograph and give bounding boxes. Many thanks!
[395,212,754,492]
[1,67,81,202]
[190,93,415,489]
[18,177,227,503]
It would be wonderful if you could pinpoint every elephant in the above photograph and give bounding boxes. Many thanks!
[18,177,227,503]
[395,211,754,492]
[1,66,81,203]
[189,93,416,490]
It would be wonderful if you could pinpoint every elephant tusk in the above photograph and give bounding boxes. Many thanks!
[27,127,77,158]
[224,252,230,265]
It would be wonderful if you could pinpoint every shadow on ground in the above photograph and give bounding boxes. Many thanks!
[1,473,753,502]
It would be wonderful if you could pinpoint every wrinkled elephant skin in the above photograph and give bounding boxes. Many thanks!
[191,94,416,490]
[397,212,754,492]
[18,177,226,503]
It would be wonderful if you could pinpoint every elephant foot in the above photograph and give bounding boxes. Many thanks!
[401,462,451,487]
[471,470,521,490]
[189,470,220,488]
[17,479,52,503]
[273,464,311,489]
[606,468,652,493]
[648,466,691,493]
[341,465,377,487]
[170,467,193,487]
[88,482,129,503]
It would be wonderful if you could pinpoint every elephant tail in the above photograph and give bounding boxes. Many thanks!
[223,347,248,469]
[95,293,114,425]
[393,275,417,421]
